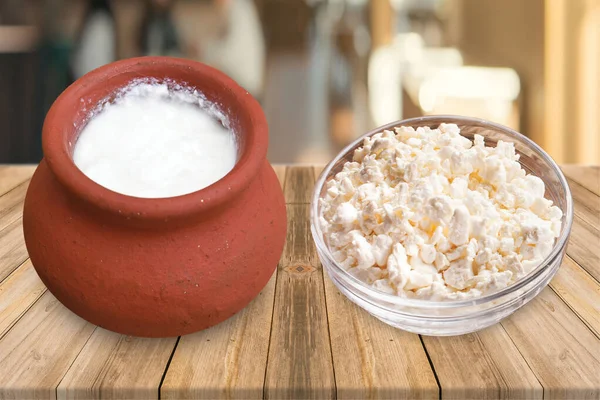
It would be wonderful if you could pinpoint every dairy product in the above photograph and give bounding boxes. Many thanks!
[73,81,236,198]
[319,123,563,300]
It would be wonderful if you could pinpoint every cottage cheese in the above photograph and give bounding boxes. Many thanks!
[319,124,563,300]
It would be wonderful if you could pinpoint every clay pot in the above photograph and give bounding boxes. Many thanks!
[23,57,287,337]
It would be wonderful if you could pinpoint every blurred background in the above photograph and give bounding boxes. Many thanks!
[0,0,598,165]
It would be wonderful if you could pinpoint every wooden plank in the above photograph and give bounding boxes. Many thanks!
[57,329,176,400]
[423,326,542,399]
[264,204,336,399]
[474,327,544,398]
[562,165,600,196]
[159,165,286,399]
[324,276,439,399]
[273,165,287,189]
[313,164,326,180]
[161,273,276,399]
[284,166,315,204]
[0,218,29,282]
[0,180,28,231]
[502,288,600,399]
[264,166,335,399]
[0,291,96,399]
[566,216,600,282]
[0,260,46,339]
[563,166,600,282]
[567,177,600,231]
[0,165,35,196]
[56,329,119,400]
[550,256,600,338]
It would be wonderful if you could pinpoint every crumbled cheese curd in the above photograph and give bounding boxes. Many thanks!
[319,124,563,300]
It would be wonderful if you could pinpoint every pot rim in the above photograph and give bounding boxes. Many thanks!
[42,56,267,222]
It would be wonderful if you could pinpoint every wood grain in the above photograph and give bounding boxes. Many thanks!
[0,218,29,283]
[264,166,335,399]
[423,327,542,400]
[57,329,176,400]
[0,292,95,399]
[566,177,600,231]
[566,216,600,282]
[265,204,335,399]
[0,164,598,397]
[324,276,439,399]
[159,165,286,400]
[0,260,46,339]
[0,180,28,231]
[562,165,600,196]
[0,172,32,283]
[273,165,287,189]
[314,166,325,177]
[284,166,315,204]
[550,256,600,338]
[564,174,600,282]
[502,289,600,399]
[0,165,35,195]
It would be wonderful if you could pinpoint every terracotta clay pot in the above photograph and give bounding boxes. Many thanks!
[23,57,287,337]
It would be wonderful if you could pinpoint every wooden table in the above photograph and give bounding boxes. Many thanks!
[0,164,599,399]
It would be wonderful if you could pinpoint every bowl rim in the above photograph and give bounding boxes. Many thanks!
[42,56,267,222]
[311,115,574,309]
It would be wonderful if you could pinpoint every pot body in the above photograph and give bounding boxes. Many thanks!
[24,158,285,337]
[22,57,286,338]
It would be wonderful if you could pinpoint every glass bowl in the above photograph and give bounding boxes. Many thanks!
[310,115,573,336]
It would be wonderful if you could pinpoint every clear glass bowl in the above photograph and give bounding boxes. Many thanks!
[311,116,574,336]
